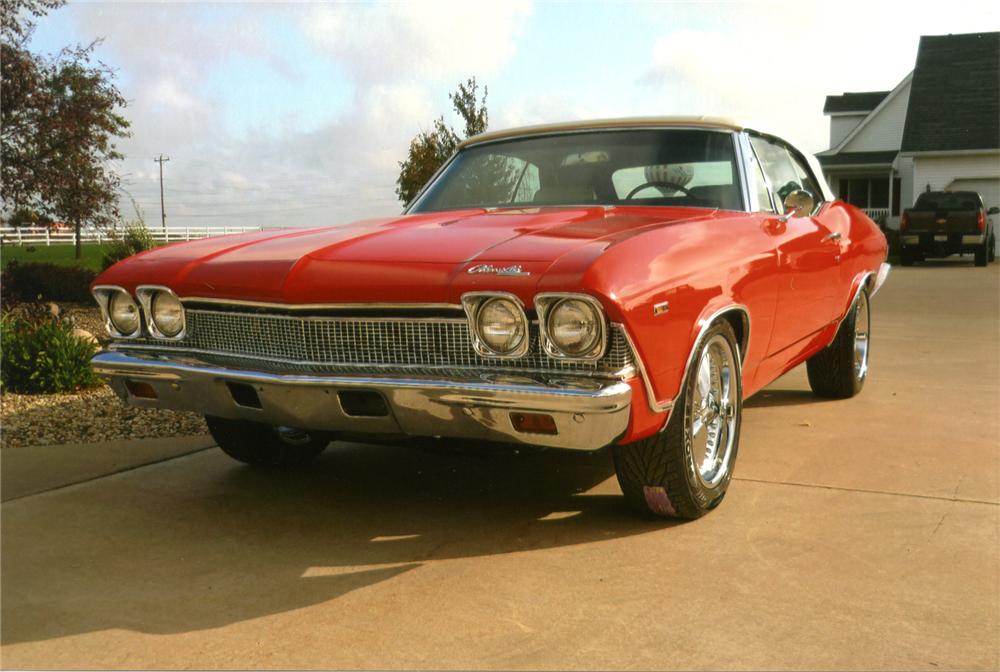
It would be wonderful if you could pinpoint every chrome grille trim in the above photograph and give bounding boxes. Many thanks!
[121,308,636,379]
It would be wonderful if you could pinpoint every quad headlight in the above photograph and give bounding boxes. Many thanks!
[462,293,529,358]
[92,287,142,338]
[108,290,141,337]
[536,293,607,360]
[137,286,186,339]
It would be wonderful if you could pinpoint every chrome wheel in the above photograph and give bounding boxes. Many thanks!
[688,334,739,488]
[853,292,870,382]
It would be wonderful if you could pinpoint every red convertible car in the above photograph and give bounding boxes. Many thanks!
[91,117,889,518]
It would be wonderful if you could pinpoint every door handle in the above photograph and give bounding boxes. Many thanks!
[822,232,842,243]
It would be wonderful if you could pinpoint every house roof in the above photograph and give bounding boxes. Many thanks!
[901,32,1000,153]
[817,151,898,167]
[823,91,890,114]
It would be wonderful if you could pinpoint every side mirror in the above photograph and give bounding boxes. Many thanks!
[988,206,999,215]
[779,189,815,222]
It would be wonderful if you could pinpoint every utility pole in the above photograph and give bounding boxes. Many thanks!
[154,154,170,231]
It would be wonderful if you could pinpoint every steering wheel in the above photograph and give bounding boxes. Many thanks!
[625,181,694,200]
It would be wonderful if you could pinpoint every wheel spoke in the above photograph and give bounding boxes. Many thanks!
[697,353,712,396]
[692,416,705,437]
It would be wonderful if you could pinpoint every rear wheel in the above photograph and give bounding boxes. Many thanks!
[612,319,742,519]
[206,416,330,466]
[988,234,996,263]
[806,288,870,398]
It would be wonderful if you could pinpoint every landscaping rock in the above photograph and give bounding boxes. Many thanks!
[72,328,98,345]
[1,385,208,448]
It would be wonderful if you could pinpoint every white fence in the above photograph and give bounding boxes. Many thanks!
[0,225,262,246]
[862,207,890,222]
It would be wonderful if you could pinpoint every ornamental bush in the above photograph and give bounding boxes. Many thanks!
[0,261,97,303]
[101,222,154,271]
[1,315,100,394]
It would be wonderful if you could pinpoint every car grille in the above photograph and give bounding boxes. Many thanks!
[127,308,636,378]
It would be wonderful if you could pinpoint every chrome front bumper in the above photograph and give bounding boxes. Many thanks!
[92,350,632,450]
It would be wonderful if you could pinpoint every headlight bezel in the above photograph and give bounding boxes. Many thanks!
[461,292,529,359]
[136,285,186,340]
[92,285,142,339]
[535,293,608,361]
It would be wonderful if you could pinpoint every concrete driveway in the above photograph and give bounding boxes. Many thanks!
[2,262,997,670]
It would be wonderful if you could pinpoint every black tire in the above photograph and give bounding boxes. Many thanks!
[975,243,988,267]
[206,416,330,466]
[987,235,996,263]
[612,319,742,519]
[806,289,870,399]
[900,248,914,266]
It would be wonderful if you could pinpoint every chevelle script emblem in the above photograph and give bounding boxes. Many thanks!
[466,264,531,276]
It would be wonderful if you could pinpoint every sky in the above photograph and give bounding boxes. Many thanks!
[26,0,1000,229]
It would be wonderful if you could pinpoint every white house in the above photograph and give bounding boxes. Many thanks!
[817,32,1000,235]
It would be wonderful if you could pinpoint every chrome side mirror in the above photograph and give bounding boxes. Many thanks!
[779,189,815,222]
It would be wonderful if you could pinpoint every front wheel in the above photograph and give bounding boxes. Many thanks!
[206,416,331,466]
[612,319,742,519]
[806,288,870,398]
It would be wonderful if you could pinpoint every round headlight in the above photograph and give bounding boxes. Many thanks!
[477,297,525,355]
[547,298,601,356]
[109,291,140,336]
[151,291,184,337]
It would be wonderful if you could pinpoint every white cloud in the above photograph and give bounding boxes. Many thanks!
[302,1,533,82]
[634,1,1000,153]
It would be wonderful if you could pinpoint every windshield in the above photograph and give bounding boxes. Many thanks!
[913,191,982,211]
[408,129,743,213]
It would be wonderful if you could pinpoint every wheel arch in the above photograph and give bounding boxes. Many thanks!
[626,303,750,416]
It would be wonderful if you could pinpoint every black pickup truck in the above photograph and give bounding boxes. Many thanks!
[900,190,998,266]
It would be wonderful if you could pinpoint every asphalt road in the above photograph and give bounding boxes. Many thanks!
[2,261,997,670]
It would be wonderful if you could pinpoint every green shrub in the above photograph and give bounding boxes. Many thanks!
[102,222,154,271]
[1,315,100,394]
[0,261,97,303]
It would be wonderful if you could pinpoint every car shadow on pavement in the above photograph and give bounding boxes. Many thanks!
[1,440,677,645]
[744,389,828,408]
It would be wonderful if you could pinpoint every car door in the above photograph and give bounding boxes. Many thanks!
[749,135,842,356]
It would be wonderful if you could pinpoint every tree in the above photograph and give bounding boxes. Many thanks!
[396,77,489,205]
[1,0,130,258]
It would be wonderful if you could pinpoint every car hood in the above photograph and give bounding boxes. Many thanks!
[96,206,716,305]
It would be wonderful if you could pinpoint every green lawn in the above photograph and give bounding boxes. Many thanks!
[1,244,112,272]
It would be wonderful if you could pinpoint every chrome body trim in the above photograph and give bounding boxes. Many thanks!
[177,297,463,312]
[630,304,751,418]
[92,350,632,451]
[534,293,609,361]
[459,292,531,359]
[618,327,674,414]
[136,285,186,341]
[962,234,986,245]
[872,263,891,297]
[92,285,142,339]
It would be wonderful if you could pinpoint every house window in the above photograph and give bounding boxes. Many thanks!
[870,179,889,208]
[847,178,868,208]
[838,176,896,212]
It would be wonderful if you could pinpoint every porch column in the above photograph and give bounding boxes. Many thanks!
[887,168,894,230]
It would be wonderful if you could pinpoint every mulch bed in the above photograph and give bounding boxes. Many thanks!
[1,302,209,448]
[1,386,208,448]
